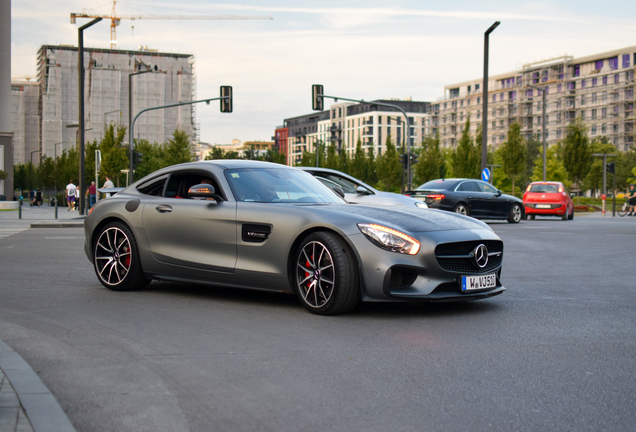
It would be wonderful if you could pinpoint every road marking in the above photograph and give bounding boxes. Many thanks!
[0,227,29,239]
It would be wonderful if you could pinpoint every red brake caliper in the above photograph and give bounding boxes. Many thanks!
[305,255,313,289]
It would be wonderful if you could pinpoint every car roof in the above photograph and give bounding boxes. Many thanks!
[529,181,561,185]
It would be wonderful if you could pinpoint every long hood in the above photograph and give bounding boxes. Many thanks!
[314,204,491,232]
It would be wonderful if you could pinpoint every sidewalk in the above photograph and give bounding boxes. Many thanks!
[0,202,84,222]
[0,339,76,432]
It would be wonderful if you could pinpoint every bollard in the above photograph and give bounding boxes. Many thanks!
[18,198,22,219]
[55,196,58,219]
[601,194,606,216]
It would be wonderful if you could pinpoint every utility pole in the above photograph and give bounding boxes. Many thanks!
[528,84,547,181]
[591,153,617,195]
[481,21,500,175]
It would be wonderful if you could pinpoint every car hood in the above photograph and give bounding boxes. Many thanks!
[316,204,491,232]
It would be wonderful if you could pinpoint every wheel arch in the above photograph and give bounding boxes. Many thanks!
[286,227,367,300]
[90,216,133,261]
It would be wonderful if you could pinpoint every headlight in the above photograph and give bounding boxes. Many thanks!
[357,223,420,255]
[414,201,428,208]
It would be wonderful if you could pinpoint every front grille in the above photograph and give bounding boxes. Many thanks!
[435,240,503,274]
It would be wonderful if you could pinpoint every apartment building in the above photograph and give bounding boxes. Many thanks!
[428,46,635,151]
[36,45,196,159]
[281,99,430,166]
[10,80,39,164]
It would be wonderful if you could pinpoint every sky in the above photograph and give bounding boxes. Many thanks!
[11,0,636,145]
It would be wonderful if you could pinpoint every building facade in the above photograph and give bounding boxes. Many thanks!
[10,80,39,164]
[282,99,430,166]
[36,45,196,159]
[429,46,635,151]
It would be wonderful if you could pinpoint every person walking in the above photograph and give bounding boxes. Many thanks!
[102,176,114,198]
[66,180,76,211]
[86,181,97,209]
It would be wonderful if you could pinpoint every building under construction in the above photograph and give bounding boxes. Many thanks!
[36,44,195,160]
[428,45,635,151]
[10,80,39,164]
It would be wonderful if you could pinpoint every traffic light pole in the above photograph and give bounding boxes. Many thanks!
[129,96,230,184]
[315,93,411,191]
[592,153,617,195]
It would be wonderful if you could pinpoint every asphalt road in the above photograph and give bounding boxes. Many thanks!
[1,214,635,432]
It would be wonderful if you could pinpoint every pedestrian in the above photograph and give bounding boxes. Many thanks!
[75,184,80,211]
[102,176,114,198]
[628,184,636,216]
[86,181,97,209]
[66,180,76,211]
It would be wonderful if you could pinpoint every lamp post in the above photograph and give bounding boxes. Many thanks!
[528,84,548,181]
[481,21,500,174]
[76,17,102,216]
[128,68,156,185]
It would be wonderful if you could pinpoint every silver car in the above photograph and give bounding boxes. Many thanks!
[84,160,504,315]
[299,167,428,209]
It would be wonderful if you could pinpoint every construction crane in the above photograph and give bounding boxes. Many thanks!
[71,1,273,49]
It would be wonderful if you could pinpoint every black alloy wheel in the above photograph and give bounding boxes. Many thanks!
[93,221,149,291]
[294,232,360,315]
[508,204,522,223]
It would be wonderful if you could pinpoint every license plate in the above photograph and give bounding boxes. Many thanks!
[461,273,496,291]
[536,204,551,209]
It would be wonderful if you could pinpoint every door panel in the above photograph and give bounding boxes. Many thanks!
[142,199,237,272]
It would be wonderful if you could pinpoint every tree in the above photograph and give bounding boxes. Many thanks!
[524,136,541,186]
[100,124,128,185]
[262,148,286,165]
[324,144,340,170]
[413,133,444,186]
[562,118,592,204]
[134,139,166,179]
[531,146,569,184]
[205,147,226,160]
[349,138,368,181]
[163,130,193,166]
[375,138,402,192]
[583,139,618,196]
[500,122,526,196]
[450,118,479,178]
[365,149,378,186]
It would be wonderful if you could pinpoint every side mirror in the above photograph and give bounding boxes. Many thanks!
[188,184,222,202]
[356,185,372,195]
[496,189,503,196]
[332,187,346,199]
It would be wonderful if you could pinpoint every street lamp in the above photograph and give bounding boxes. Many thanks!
[528,84,548,181]
[75,17,102,216]
[129,67,157,184]
[481,21,500,175]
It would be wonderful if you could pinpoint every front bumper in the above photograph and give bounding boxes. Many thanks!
[349,228,505,302]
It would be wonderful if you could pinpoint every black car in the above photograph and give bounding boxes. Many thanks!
[406,178,524,223]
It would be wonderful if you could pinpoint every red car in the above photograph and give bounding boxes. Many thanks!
[523,181,574,220]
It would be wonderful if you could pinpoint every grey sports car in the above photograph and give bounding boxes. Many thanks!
[84,160,505,315]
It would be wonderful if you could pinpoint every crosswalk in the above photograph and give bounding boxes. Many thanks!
[0,227,30,240]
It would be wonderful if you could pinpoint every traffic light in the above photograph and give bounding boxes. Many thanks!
[606,161,615,174]
[132,150,143,166]
[410,152,419,165]
[399,153,408,169]
[312,84,324,111]
[220,86,233,113]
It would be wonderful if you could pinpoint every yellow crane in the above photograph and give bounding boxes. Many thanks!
[71,1,272,49]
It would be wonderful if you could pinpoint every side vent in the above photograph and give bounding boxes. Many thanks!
[242,224,272,243]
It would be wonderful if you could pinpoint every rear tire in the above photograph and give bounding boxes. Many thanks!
[93,221,150,291]
[454,203,469,216]
[526,214,535,220]
[617,203,627,217]
[508,204,522,223]
[568,207,574,220]
[293,232,360,315]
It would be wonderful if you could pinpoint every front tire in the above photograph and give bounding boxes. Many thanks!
[617,203,627,217]
[93,221,149,291]
[454,203,469,216]
[294,232,360,315]
[508,204,522,223]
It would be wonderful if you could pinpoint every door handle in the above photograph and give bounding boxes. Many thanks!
[156,204,173,213]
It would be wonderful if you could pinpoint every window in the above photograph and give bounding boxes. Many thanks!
[603,75,608,85]
[138,175,167,196]
[592,93,598,104]
[557,130,562,139]
[581,95,586,106]
[492,94,496,102]
[558,84,562,92]
[613,124,619,133]
[591,108,597,119]
[602,124,607,134]
[592,77,597,86]
[581,79,586,88]
[574,65,580,77]
[602,107,607,117]
[567,82,575,91]
[476,84,480,90]
[479,182,498,194]
[591,125,597,135]
[595,60,604,70]
[457,181,480,192]
[602,91,607,103]
[580,110,585,119]
[609,57,618,70]
[624,54,631,69]
[477,97,481,104]
[500,93,504,101]
[615,74,620,84]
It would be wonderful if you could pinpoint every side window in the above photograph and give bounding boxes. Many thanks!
[165,172,223,199]
[315,173,358,193]
[458,181,479,192]
[137,177,167,196]
[480,182,498,194]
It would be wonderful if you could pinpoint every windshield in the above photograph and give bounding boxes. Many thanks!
[225,168,344,204]
[417,179,458,191]
[529,184,558,193]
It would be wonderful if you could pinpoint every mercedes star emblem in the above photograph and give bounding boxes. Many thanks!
[473,244,489,268]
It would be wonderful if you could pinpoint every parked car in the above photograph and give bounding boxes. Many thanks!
[406,178,524,223]
[84,161,505,315]
[299,167,428,209]
[523,181,574,220]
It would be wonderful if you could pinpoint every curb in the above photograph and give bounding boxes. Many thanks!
[30,223,84,229]
[0,339,77,432]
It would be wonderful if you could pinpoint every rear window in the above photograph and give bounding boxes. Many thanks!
[529,184,558,193]
[417,180,458,191]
